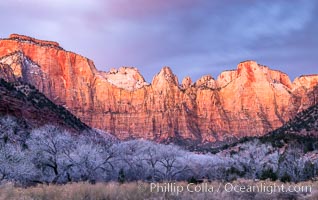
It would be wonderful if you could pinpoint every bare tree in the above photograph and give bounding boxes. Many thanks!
[69,139,116,182]
[155,144,190,181]
[26,125,75,183]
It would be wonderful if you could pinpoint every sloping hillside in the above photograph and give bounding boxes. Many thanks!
[0,78,89,132]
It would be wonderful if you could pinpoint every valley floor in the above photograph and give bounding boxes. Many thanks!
[0,180,317,200]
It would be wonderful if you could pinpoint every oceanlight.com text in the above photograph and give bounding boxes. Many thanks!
[147,182,312,196]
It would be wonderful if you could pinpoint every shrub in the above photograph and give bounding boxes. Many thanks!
[280,173,291,183]
[304,142,314,153]
[260,168,277,181]
[187,176,200,184]
[118,168,126,184]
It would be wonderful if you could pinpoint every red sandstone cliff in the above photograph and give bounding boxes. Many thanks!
[0,34,317,142]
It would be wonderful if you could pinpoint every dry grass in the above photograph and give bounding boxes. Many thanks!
[0,180,317,200]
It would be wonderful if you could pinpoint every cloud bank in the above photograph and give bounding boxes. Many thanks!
[0,0,317,81]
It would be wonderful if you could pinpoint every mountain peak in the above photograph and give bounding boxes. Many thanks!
[160,66,174,76]
[152,66,179,86]
[181,76,192,89]
[293,75,318,89]
[237,60,259,77]
[235,60,294,89]
[9,33,62,49]
[101,66,149,91]
[195,75,217,89]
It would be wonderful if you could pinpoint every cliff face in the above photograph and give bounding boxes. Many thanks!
[0,34,317,142]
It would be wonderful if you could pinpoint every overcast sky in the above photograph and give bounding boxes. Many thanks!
[0,0,317,82]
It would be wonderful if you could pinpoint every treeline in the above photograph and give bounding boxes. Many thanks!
[0,116,318,186]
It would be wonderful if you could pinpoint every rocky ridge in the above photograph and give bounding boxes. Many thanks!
[0,77,89,132]
[100,67,149,91]
[0,34,317,142]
